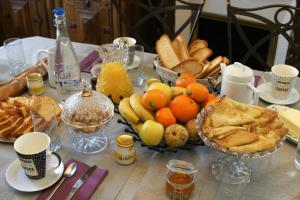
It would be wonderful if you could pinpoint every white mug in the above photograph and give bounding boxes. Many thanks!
[36,46,56,88]
[264,64,298,99]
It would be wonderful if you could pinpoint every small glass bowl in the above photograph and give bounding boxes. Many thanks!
[61,89,114,154]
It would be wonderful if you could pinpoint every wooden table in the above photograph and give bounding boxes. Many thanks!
[0,37,300,200]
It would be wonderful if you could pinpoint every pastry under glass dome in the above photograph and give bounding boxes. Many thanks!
[61,89,114,154]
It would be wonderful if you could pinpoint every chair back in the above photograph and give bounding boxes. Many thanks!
[111,0,205,52]
[226,0,300,71]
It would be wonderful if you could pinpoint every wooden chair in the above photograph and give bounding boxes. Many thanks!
[111,0,205,52]
[226,0,300,71]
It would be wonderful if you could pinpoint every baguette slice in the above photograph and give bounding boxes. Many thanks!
[205,56,223,76]
[171,39,189,62]
[195,62,210,79]
[156,34,181,69]
[175,33,188,48]
[173,59,204,75]
[10,116,32,137]
[222,56,230,65]
[188,39,208,55]
[191,47,213,64]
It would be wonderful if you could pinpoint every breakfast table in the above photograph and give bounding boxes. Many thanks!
[0,36,300,200]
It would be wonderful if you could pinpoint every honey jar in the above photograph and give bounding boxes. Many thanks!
[114,134,136,165]
[26,72,45,95]
[166,160,197,200]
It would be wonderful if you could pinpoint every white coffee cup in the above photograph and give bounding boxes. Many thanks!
[14,132,61,179]
[36,47,56,88]
[265,64,299,99]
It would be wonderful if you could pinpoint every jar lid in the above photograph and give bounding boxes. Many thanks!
[26,72,42,81]
[115,134,134,147]
[224,62,253,83]
[61,89,114,129]
[167,160,197,175]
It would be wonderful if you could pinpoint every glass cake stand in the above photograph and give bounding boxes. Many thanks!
[196,106,286,184]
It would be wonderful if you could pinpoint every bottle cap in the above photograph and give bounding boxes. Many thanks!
[53,8,65,16]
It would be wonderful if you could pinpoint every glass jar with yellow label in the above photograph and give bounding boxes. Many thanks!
[26,72,45,95]
[114,134,136,165]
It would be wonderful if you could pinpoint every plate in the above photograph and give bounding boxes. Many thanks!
[6,159,64,192]
[257,82,300,105]
[267,104,299,144]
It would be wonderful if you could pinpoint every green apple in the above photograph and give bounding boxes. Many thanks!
[139,120,164,146]
[147,82,172,103]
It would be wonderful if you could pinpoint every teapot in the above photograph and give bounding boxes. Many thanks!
[220,62,259,104]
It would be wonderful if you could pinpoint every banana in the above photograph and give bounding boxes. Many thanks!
[131,122,143,134]
[170,87,187,99]
[129,93,154,122]
[118,98,140,124]
[146,78,161,87]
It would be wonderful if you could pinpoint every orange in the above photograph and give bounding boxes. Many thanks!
[176,73,196,88]
[170,95,199,122]
[155,107,176,127]
[203,93,218,108]
[186,83,209,103]
[142,89,168,110]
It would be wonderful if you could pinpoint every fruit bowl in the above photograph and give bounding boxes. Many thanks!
[116,117,204,153]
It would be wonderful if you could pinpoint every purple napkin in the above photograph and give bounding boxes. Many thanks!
[254,75,261,87]
[37,159,108,200]
[79,50,102,73]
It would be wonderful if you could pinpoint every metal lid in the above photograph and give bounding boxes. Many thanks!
[167,160,197,175]
[224,62,253,83]
[26,72,42,81]
[115,134,134,147]
[61,89,114,129]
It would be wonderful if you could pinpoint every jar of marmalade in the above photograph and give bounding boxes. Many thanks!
[26,72,45,95]
[114,134,136,165]
[166,160,197,200]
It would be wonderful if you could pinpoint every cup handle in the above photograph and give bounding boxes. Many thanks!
[36,49,49,69]
[248,83,259,105]
[46,151,62,171]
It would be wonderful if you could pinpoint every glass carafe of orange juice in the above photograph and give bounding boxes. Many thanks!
[96,44,133,103]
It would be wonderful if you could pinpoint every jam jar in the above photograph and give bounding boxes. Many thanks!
[166,160,197,200]
[114,134,136,165]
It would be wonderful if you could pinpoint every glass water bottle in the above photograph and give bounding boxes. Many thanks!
[53,8,81,101]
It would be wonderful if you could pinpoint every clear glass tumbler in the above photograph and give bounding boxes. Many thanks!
[30,103,61,152]
[127,45,144,87]
[4,38,28,76]
[294,139,300,171]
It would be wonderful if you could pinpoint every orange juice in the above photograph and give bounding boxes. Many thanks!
[96,62,133,103]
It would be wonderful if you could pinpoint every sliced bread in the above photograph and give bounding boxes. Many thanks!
[191,47,213,63]
[173,59,204,76]
[156,34,181,69]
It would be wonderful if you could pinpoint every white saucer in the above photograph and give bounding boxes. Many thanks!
[257,82,300,105]
[6,159,64,192]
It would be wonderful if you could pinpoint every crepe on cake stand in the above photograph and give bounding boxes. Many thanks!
[196,100,286,184]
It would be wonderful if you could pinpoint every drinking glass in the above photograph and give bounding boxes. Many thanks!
[295,139,300,171]
[3,38,28,76]
[127,45,144,87]
[30,103,61,152]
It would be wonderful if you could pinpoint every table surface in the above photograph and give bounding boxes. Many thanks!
[0,37,300,200]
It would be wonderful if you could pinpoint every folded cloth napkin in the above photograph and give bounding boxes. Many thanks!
[79,50,102,73]
[254,75,261,87]
[37,159,108,200]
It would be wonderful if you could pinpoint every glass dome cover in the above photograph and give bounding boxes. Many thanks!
[61,89,114,133]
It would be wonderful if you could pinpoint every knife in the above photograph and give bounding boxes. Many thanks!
[65,165,97,200]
